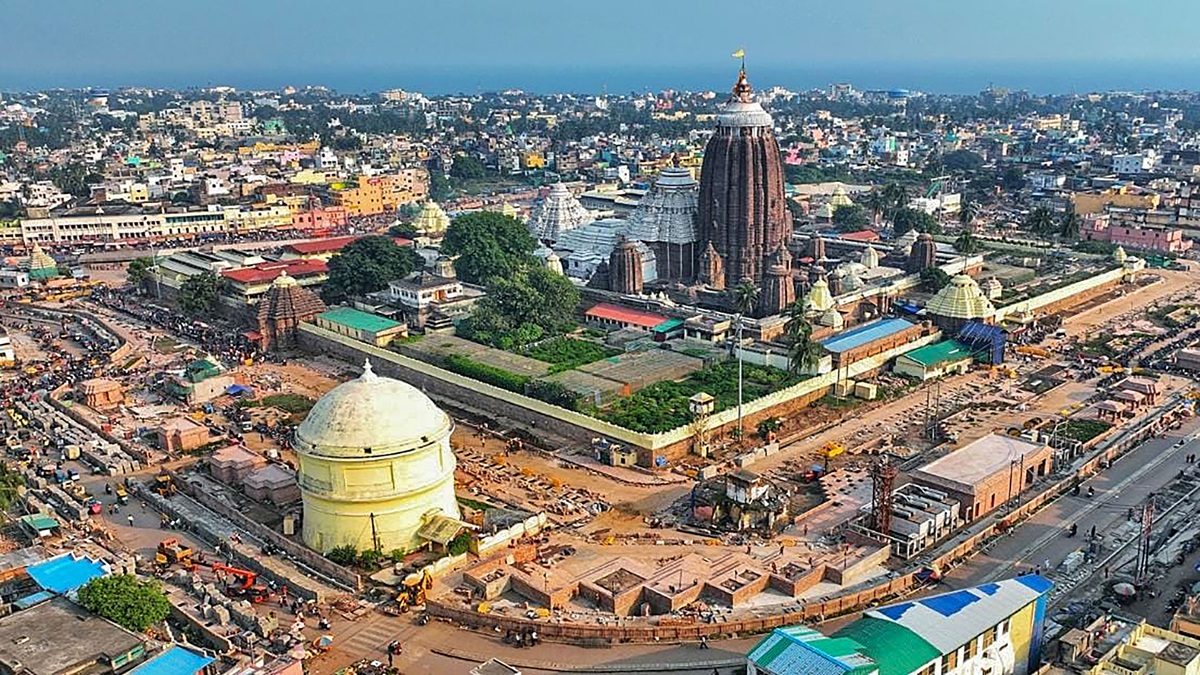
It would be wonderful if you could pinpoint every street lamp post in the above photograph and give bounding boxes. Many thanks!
[736,313,744,439]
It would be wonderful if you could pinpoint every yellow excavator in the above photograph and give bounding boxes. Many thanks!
[395,569,433,613]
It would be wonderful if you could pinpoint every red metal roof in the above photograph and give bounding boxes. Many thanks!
[838,230,882,243]
[584,302,668,329]
[284,235,413,255]
[221,259,328,285]
[283,235,361,255]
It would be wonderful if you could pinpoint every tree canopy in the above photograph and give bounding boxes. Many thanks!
[322,236,422,303]
[954,231,981,254]
[78,575,170,632]
[178,271,224,315]
[126,257,155,289]
[920,266,952,292]
[462,265,580,349]
[942,149,985,173]
[892,207,940,236]
[441,211,536,284]
[450,154,488,179]
[831,204,871,232]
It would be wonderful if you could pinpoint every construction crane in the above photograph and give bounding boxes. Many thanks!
[207,562,275,603]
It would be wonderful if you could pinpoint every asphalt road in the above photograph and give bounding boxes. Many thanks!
[945,416,1200,588]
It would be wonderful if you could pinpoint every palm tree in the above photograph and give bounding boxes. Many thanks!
[1058,210,1082,241]
[954,231,980,254]
[731,281,759,317]
[1023,206,1056,238]
[882,183,910,219]
[782,307,823,375]
[863,189,889,226]
[958,199,981,231]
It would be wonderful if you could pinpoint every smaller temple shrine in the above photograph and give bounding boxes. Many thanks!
[255,271,328,351]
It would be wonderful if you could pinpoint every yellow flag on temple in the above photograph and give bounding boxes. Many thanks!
[732,49,746,59]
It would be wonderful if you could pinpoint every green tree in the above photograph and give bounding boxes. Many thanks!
[326,544,358,566]
[442,211,536,284]
[1001,166,1026,191]
[77,575,170,632]
[126,257,155,288]
[178,271,224,315]
[863,189,890,225]
[882,182,910,218]
[730,281,759,316]
[831,204,871,232]
[782,305,823,374]
[942,149,985,173]
[322,236,422,303]
[0,464,24,510]
[450,154,487,180]
[920,266,951,292]
[1023,206,1057,237]
[892,207,938,236]
[430,173,454,202]
[954,231,981,254]
[1058,210,1082,241]
[958,199,981,230]
[464,265,580,349]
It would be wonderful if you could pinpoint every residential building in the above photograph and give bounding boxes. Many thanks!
[1081,214,1192,254]
[747,575,1053,675]
[0,597,150,675]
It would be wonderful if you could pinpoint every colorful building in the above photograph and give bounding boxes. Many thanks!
[1081,215,1192,254]
[747,575,1052,675]
[332,170,429,216]
[1072,185,1160,215]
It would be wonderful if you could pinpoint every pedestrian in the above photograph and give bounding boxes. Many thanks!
[1044,558,1051,571]
[700,635,709,650]
[127,514,134,527]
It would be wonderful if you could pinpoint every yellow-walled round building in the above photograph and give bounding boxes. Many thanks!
[295,360,460,554]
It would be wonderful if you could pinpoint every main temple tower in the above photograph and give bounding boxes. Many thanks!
[697,66,790,288]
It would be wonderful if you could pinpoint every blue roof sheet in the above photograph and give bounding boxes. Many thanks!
[1016,574,1054,594]
[27,554,106,594]
[12,590,54,610]
[820,318,916,354]
[132,646,214,675]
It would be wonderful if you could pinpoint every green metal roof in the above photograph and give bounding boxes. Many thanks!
[748,625,878,675]
[20,514,59,531]
[898,340,975,368]
[833,616,941,675]
[651,318,685,333]
[318,307,403,334]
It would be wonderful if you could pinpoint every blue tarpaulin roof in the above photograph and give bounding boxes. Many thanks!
[27,554,106,594]
[131,646,214,675]
[225,384,250,396]
[821,318,916,354]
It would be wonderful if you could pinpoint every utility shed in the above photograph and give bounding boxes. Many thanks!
[911,434,1053,522]
[894,340,975,381]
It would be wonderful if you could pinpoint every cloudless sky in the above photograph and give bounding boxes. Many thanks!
[3,0,1199,92]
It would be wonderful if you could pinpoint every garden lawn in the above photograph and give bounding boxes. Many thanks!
[594,362,805,433]
[524,337,621,374]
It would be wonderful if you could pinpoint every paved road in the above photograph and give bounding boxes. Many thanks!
[945,416,1200,588]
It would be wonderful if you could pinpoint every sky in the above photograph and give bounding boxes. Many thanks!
[3,0,1200,93]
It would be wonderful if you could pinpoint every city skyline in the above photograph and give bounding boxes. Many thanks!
[2,0,1200,93]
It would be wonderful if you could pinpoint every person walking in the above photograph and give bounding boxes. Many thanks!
[126,514,134,527]
[699,635,709,650]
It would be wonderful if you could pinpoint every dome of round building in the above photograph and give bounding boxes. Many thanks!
[295,360,451,457]
[925,274,996,320]
[527,183,593,244]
